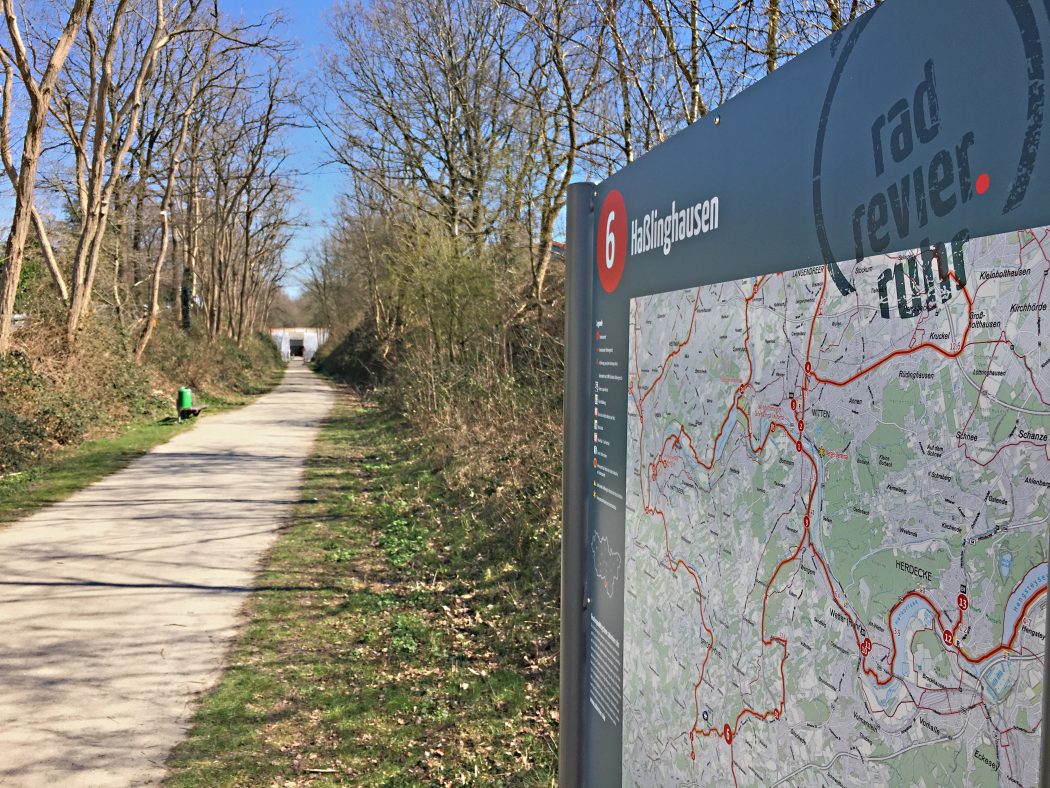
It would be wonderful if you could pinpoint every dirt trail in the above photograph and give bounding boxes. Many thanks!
[0,363,334,786]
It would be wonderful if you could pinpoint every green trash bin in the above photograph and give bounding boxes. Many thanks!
[177,387,192,417]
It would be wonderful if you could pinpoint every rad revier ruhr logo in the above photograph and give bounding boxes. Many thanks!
[812,0,1047,304]
[597,189,627,293]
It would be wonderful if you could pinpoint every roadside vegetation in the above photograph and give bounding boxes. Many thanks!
[166,391,559,786]
[0,1,296,510]
[0,311,283,520]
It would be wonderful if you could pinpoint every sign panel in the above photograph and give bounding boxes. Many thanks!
[562,1,1050,785]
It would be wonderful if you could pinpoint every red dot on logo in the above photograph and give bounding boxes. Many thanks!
[597,189,628,293]
[976,173,990,195]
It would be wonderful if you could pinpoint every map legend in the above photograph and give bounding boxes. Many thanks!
[592,321,622,512]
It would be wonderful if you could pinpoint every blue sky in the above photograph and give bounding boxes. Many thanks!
[0,1,344,296]
[219,0,347,293]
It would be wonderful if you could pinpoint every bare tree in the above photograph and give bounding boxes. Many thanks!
[320,0,520,247]
[53,0,212,343]
[0,0,92,355]
[503,0,604,308]
[0,0,295,365]
[183,51,295,345]
[131,20,219,361]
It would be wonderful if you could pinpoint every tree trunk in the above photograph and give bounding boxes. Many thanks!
[0,0,91,355]
[766,0,781,74]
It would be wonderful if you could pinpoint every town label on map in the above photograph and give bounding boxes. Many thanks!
[622,226,1049,787]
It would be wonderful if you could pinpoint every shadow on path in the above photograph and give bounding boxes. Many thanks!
[0,363,335,787]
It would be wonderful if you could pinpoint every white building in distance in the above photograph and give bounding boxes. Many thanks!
[269,327,329,362]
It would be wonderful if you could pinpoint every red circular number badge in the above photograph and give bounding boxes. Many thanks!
[597,189,627,293]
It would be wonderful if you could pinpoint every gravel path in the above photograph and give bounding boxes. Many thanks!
[0,363,334,786]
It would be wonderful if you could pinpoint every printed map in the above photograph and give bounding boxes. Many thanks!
[623,227,1050,786]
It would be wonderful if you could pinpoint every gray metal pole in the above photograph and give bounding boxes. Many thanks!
[561,181,596,788]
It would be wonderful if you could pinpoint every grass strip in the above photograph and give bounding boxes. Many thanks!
[165,390,559,787]
[0,418,195,525]
[0,365,287,526]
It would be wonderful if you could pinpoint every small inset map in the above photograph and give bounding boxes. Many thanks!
[592,531,623,598]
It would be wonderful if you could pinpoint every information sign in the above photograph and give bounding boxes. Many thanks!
[561,1,1050,785]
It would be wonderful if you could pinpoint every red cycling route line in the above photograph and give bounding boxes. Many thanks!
[631,267,1047,786]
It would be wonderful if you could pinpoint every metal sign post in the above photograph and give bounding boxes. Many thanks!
[561,181,595,788]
